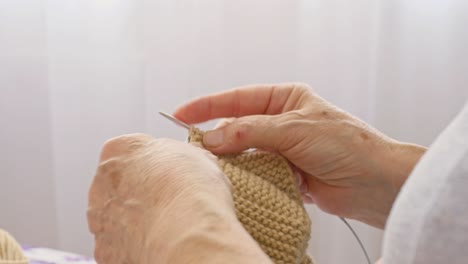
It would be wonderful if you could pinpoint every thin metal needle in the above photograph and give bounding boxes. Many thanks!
[339,217,371,264]
[159,111,191,130]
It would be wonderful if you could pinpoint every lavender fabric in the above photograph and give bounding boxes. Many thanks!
[22,246,95,264]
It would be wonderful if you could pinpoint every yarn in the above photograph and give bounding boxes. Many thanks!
[189,127,313,264]
[0,229,28,264]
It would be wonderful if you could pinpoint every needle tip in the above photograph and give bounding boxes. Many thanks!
[158,111,190,129]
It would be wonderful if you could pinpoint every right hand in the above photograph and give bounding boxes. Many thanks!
[174,83,426,228]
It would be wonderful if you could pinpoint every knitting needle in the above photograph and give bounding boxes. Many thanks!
[160,112,370,264]
[159,111,191,130]
[339,217,371,264]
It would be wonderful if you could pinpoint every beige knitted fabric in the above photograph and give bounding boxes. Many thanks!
[189,127,313,264]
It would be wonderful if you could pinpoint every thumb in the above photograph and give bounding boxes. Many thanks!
[202,115,284,154]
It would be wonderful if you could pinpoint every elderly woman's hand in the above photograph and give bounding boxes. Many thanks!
[174,83,426,228]
[87,134,270,264]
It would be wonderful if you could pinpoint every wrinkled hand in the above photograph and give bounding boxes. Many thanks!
[174,83,426,228]
[87,134,240,263]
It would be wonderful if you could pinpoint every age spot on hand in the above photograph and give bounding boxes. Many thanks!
[360,132,369,140]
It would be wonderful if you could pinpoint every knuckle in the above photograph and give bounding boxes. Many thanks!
[95,157,125,192]
[87,209,102,234]
[100,133,153,160]
[283,110,308,121]
[293,82,313,94]
[215,118,235,129]
[261,117,276,131]
[152,138,185,156]
[277,113,306,133]
[230,120,254,143]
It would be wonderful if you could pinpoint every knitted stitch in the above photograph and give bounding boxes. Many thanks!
[189,127,313,264]
[0,229,28,264]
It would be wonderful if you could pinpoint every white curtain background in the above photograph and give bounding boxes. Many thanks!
[1,0,467,263]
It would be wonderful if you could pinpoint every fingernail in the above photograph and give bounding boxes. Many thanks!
[300,181,309,194]
[295,170,303,186]
[203,130,224,147]
[302,193,314,204]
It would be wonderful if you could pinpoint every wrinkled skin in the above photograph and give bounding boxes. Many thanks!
[87,134,260,263]
[174,83,426,228]
[87,83,425,264]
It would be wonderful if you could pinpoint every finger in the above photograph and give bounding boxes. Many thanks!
[173,83,308,124]
[306,176,351,216]
[214,118,235,129]
[203,114,286,154]
[302,193,315,204]
[189,142,219,163]
[293,165,314,204]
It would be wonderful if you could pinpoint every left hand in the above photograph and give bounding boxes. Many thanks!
[173,83,425,228]
[87,134,240,263]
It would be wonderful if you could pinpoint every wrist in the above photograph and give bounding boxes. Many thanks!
[388,141,427,187]
[162,216,270,264]
[368,140,426,228]
[144,192,270,264]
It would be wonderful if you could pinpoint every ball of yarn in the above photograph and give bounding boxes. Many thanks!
[0,229,28,264]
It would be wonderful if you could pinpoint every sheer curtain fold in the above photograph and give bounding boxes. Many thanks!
[1,1,467,263]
